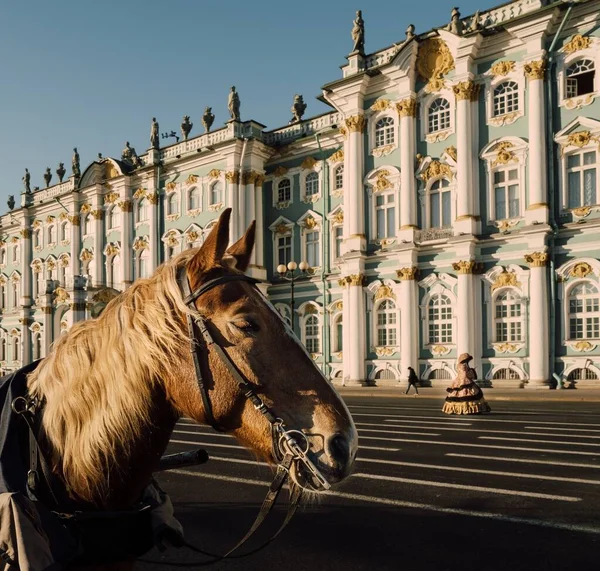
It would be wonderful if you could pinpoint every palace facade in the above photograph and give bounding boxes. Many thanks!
[1,0,599,388]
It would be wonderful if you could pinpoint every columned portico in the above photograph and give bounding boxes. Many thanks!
[397,99,418,240]
[524,60,549,224]
[340,273,367,385]
[525,252,550,388]
[397,267,419,382]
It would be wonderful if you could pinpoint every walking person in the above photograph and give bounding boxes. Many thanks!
[405,366,419,396]
[442,353,491,414]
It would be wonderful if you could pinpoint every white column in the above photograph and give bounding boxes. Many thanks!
[244,171,257,232]
[398,267,418,382]
[119,199,133,287]
[342,115,366,254]
[397,99,417,237]
[91,201,104,288]
[20,221,33,365]
[71,275,87,325]
[238,177,247,242]
[526,252,550,388]
[525,60,549,224]
[41,295,53,355]
[148,193,159,274]
[340,274,366,385]
[254,175,265,268]
[453,81,479,235]
[453,261,478,359]
[225,171,239,243]
[69,211,81,281]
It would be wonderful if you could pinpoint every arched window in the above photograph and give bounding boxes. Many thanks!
[83,214,92,235]
[138,250,149,279]
[108,254,121,289]
[566,149,598,209]
[305,172,319,198]
[493,167,521,219]
[60,221,69,241]
[376,300,397,346]
[188,187,201,211]
[375,190,395,239]
[568,283,600,340]
[428,98,451,133]
[305,230,320,267]
[33,229,42,249]
[137,199,148,223]
[567,368,598,383]
[12,245,20,264]
[375,117,395,147]
[33,334,42,361]
[428,294,453,344]
[493,368,520,381]
[566,59,595,99]
[11,281,19,308]
[37,272,45,298]
[210,182,223,205]
[429,179,451,228]
[277,233,291,267]
[107,207,117,230]
[12,337,19,362]
[494,290,523,342]
[334,165,344,190]
[304,314,320,353]
[493,81,519,116]
[48,225,55,245]
[58,259,67,285]
[0,249,5,266]
[277,179,291,203]
[167,193,179,216]
[332,313,343,353]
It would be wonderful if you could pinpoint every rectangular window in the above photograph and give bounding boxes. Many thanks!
[334,227,343,259]
[441,191,451,226]
[277,236,291,267]
[430,193,440,228]
[306,232,320,267]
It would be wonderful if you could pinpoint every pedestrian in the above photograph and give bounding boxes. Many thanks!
[442,353,491,415]
[405,366,419,396]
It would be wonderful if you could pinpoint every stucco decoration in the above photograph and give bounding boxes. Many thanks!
[416,37,455,93]
[491,271,521,292]
[452,80,479,101]
[572,341,596,352]
[273,166,288,177]
[563,34,592,55]
[431,345,451,356]
[396,267,418,281]
[345,115,366,133]
[491,141,518,167]
[304,216,317,230]
[328,149,344,164]
[370,99,391,112]
[490,61,515,77]
[560,131,599,157]
[225,171,240,184]
[54,287,70,304]
[444,146,457,162]
[207,169,221,180]
[374,284,396,301]
[274,223,290,235]
[372,144,395,158]
[492,343,520,354]
[420,160,453,182]
[572,206,592,218]
[301,157,318,170]
[373,170,393,192]
[452,260,483,274]
[339,274,367,287]
[524,60,546,80]
[570,262,594,279]
[185,174,199,185]
[165,182,177,192]
[104,192,120,204]
[133,237,149,251]
[331,211,344,225]
[395,98,417,118]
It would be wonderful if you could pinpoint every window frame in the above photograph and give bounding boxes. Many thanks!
[558,40,599,109]
[374,298,399,349]
[485,72,525,127]
[493,288,525,343]
[302,312,321,355]
[566,281,600,341]
[368,112,398,156]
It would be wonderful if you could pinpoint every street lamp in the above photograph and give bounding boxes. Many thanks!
[277,260,309,334]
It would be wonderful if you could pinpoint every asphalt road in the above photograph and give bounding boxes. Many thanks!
[138,397,600,571]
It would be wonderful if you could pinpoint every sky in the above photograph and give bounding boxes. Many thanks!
[0,0,500,205]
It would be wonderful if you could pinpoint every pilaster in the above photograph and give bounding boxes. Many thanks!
[339,273,367,385]
[146,186,160,275]
[40,292,53,355]
[70,275,87,325]
[69,211,81,282]
[397,99,418,241]
[119,198,133,287]
[225,171,240,243]
[452,260,483,363]
[397,267,419,381]
[91,195,104,288]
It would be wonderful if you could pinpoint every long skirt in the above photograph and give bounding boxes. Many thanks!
[442,381,491,415]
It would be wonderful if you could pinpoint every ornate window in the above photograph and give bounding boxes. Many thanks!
[83,214,92,235]
[566,59,595,99]
[568,283,600,340]
[277,234,291,267]
[11,281,19,308]
[32,333,42,361]
[333,226,343,260]
[494,290,523,342]
[48,225,55,245]
[566,149,597,208]
[305,230,320,268]
[60,220,69,241]
[493,368,520,381]
[332,313,343,353]
[494,167,520,220]
[138,250,149,279]
[107,207,117,230]
[375,299,398,347]
[375,191,395,239]
[210,182,223,206]
[0,283,4,310]
[12,245,20,264]
[493,81,519,117]
[167,193,179,216]
[428,294,453,344]
[137,198,148,223]
[277,179,291,203]
[305,172,319,199]
[12,336,19,362]
[334,165,344,191]
[303,314,320,354]
[33,229,42,250]
[108,254,121,289]
[375,117,395,148]
[188,187,201,211]
[428,98,451,133]
[0,338,5,361]
[428,179,452,229]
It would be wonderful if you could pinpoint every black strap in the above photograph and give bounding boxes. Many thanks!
[183,274,260,306]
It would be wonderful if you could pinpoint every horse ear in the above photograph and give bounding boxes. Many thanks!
[188,208,231,275]
[226,221,256,273]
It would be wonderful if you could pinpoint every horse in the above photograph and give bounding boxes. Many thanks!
[19,207,357,569]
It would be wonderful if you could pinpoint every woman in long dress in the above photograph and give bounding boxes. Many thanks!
[442,353,491,415]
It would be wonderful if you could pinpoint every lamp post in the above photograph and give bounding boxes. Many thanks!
[277,260,309,334]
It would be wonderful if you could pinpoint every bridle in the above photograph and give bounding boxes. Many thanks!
[173,265,331,562]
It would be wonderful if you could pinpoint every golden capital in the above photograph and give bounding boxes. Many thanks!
[225,171,240,184]
[19,229,31,239]
[207,169,221,180]
[165,181,177,192]
[370,99,391,112]
[339,274,367,287]
[328,149,344,164]
[396,267,418,281]
[452,260,483,274]
[186,174,199,185]
[395,98,417,118]
[254,173,265,187]
[118,200,132,212]
[345,115,366,133]
[524,60,546,80]
[147,192,158,205]
[104,191,120,205]
[242,170,257,185]
[68,214,80,226]
[91,209,103,220]
[452,81,479,101]
[524,252,548,267]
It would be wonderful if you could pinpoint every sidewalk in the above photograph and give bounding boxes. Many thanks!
[336,385,600,402]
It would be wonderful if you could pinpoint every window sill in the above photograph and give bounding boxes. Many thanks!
[488,111,521,127]
[207,202,224,212]
[275,201,291,210]
[371,144,396,158]
[427,344,453,356]
[491,342,523,354]
[561,93,596,110]
[302,195,321,204]
[425,129,452,143]
[374,346,398,357]
[565,340,598,352]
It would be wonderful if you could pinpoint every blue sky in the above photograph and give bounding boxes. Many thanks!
[0,0,499,205]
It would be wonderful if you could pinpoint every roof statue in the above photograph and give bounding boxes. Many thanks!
[22,168,31,193]
[228,86,240,121]
[202,106,215,133]
[56,162,66,183]
[351,10,365,55]
[72,148,80,178]
[181,115,193,140]
[290,95,307,124]
[150,117,160,149]
[43,167,52,188]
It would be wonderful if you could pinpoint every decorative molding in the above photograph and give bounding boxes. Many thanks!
[570,340,596,352]
[133,188,147,200]
[452,260,483,275]
[396,267,418,281]
[68,214,80,225]
[147,192,158,205]
[424,78,447,93]
[488,111,520,127]
[186,230,200,243]
[242,171,258,184]
[166,214,180,222]
[570,262,593,279]
[452,81,479,102]
[133,237,149,251]
[491,141,518,167]
[301,195,320,205]
[331,211,344,225]
[91,209,103,220]
[117,200,132,212]
[370,99,391,111]
[572,206,592,218]
[80,249,93,262]
[444,146,457,162]
[491,271,521,292]
[45,215,55,224]
[395,98,417,118]
[185,174,199,185]
[430,345,451,356]
[105,244,120,257]
[19,229,31,239]
[524,252,548,267]
[565,94,595,110]
[492,342,521,354]
[345,115,366,133]
[255,173,265,187]
[207,202,224,212]
[420,160,453,182]
[275,201,291,210]
[375,346,397,357]
[207,169,221,180]
[304,216,318,230]
[374,284,396,301]
[371,144,395,158]
[371,170,393,193]
[563,34,592,55]
[301,156,318,170]
[328,149,344,164]
[490,61,515,77]
[560,131,599,157]
[274,223,291,235]
[80,203,92,214]
[425,130,451,143]
[104,192,120,204]
[303,305,318,315]
[225,171,240,184]
[339,126,348,139]
[166,181,177,192]
[416,38,454,93]
[338,274,367,287]
[523,60,546,80]
[273,166,288,177]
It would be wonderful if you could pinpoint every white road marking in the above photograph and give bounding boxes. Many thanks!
[358,428,440,437]
[526,426,600,434]
[167,470,600,535]
[479,436,600,447]
[382,416,600,427]
[446,453,600,469]
[357,458,600,485]
[351,473,580,502]
[174,429,233,438]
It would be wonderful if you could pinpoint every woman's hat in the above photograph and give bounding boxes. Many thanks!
[458,353,473,364]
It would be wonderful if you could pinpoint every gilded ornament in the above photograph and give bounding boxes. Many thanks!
[46,259,56,271]
[492,141,518,167]
[54,287,70,303]
[491,271,520,291]
[225,171,240,184]
[59,256,69,267]
[186,231,200,243]
[118,200,132,212]
[452,260,482,274]
[424,78,446,94]
[59,212,68,221]
[207,169,221,180]
[344,115,366,133]
[45,215,56,224]
[375,347,395,357]
[416,38,455,92]
[572,206,591,217]
[452,81,480,102]
[19,229,31,239]
[304,216,317,229]
[371,144,395,158]
[570,262,593,279]
[563,34,592,55]
[370,99,391,111]
[255,174,265,187]
[10,236,19,244]
[431,345,450,356]
[333,301,343,311]
[374,284,395,301]
[133,238,149,251]
[105,244,120,257]
[339,274,367,287]
[339,126,348,139]
[104,192,120,204]
[395,98,417,118]
[420,160,453,182]
[68,214,80,225]
[186,174,199,185]
[573,340,594,352]
[133,188,146,199]
[373,170,393,192]
[80,249,93,262]
[396,267,418,281]
[32,220,42,229]
[241,171,257,185]
[444,146,457,162]
[301,156,318,170]
[332,211,344,225]
[273,166,288,177]
[566,131,592,149]
[524,252,548,267]
[91,209,103,220]
[166,182,177,192]
[147,193,158,205]
[490,61,515,77]
[523,60,546,80]
[304,305,318,315]
[494,343,519,354]
[104,162,119,179]
[31,262,42,274]
[328,149,344,164]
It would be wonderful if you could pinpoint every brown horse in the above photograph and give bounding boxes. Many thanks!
[26,208,357,569]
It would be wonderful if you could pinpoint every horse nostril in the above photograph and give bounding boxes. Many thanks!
[326,433,351,467]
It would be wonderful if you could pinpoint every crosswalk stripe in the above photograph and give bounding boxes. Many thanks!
[382,416,600,427]
[479,436,600,447]
[446,453,600,469]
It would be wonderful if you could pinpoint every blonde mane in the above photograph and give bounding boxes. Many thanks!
[27,250,201,504]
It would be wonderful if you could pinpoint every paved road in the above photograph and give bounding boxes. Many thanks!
[139,397,600,571]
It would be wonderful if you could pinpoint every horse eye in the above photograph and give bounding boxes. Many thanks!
[232,319,259,334]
